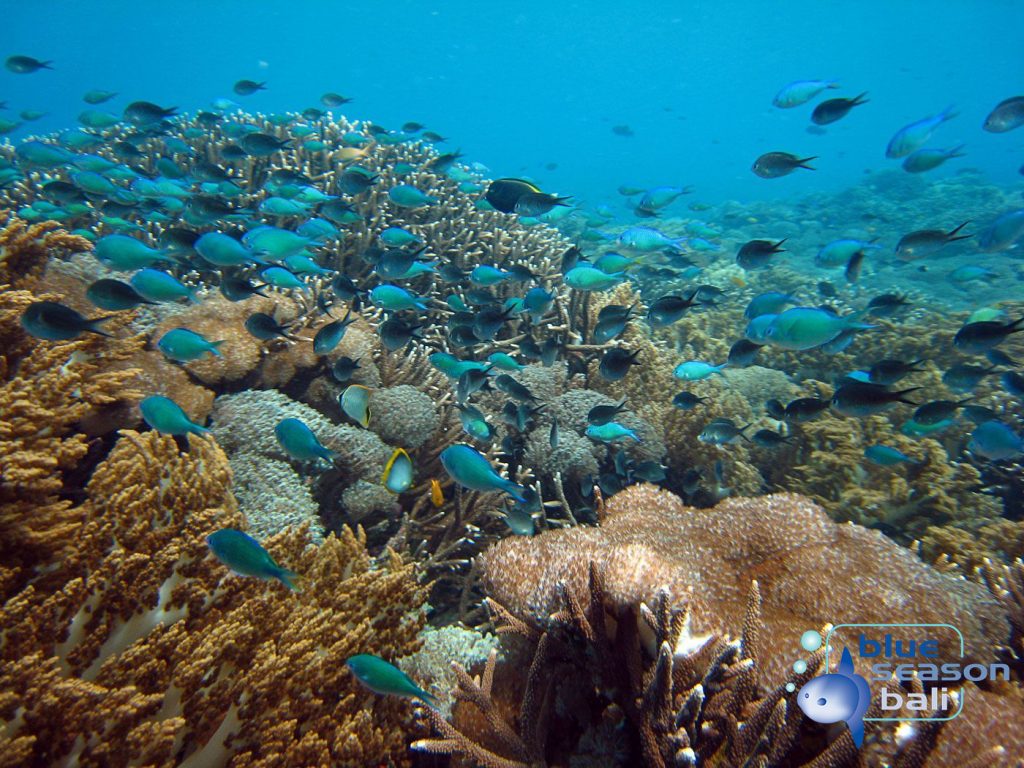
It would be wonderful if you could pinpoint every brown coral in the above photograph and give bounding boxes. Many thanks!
[0,429,431,767]
[479,484,1007,682]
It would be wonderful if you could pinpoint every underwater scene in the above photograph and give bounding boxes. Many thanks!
[2,1,1024,766]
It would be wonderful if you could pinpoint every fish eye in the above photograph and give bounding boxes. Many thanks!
[817,697,827,706]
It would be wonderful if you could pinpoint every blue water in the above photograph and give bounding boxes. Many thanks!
[4,0,1022,208]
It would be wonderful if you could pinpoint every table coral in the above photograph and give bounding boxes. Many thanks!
[0,429,430,767]
[479,484,1007,683]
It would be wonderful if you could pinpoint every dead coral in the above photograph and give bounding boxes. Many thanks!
[0,429,430,767]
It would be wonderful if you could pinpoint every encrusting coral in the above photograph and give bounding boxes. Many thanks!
[0,429,431,767]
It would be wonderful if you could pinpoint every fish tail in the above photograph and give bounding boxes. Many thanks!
[275,568,303,592]
[947,220,971,241]
[797,156,818,170]
[188,423,211,436]
[938,104,958,123]
[896,387,922,405]
[86,317,114,337]
[948,143,967,158]
[211,340,226,357]
[826,80,841,89]
[415,688,440,708]
[852,91,869,105]
[503,481,528,503]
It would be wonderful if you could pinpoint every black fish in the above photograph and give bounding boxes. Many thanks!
[233,79,267,96]
[473,305,515,341]
[313,311,355,356]
[913,399,971,425]
[866,293,911,317]
[1003,371,1024,399]
[727,338,762,368]
[953,317,1024,354]
[868,359,924,386]
[494,374,536,403]
[513,191,572,217]
[896,221,970,260]
[540,336,561,366]
[5,55,53,74]
[599,348,641,381]
[374,248,418,279]
[765,398,786,420]
[752,152,817,178]
[331,275,362,301]
[593,304,634,343]
[811,92,868,125]
[20,301,110,340]
[245,312,290,340]
[331,356,361,383]
[456,367,492,403]
[321,92,352,107]
[302,108,325,121]
[378,317,422,351]
[588,399,627,426]
[631,461,666,483]
[783,397,830,423]
[338,169,377,194]
[986,349,1017,367]
[681,468,702,495]
[736,238,785,270]
[612,124,634,137]
[942,363,999,392]
[124,100,176,126]
[240,132,290,156]
[831,382,920,416]
[752,428,791,447]
[561,245,582,273]
[86,279,156,311]
[192,159,230,182]
[672,391,707,411]
[427,150,464,174]
[694,285,725,304]
[549,416,559,449]
[962,404,999,424]
[647,291,697,328]
[845,249,865,283]
[438,264,467,282]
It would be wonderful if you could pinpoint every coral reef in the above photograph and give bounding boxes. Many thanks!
[479,484,1006,682]
[0,429,430,767]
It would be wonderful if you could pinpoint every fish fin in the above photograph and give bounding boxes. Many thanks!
[276,568,303,592]
[851,92,869,106]
[838,647,855,675]
[798,156,818,170]
[946,220,971,241]
[938,104,958,123]
[211,340,225,356]
[188,423,211,436]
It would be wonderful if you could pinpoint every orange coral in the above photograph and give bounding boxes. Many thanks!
[0,429,430,767]
[479,484,1007,683]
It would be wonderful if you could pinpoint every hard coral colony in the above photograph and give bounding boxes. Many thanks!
[1,23,1024,768]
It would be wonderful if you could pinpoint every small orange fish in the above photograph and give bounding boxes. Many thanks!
[430,478,444,507]
[730,275,747,288]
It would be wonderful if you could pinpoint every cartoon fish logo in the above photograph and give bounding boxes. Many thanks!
[797,647,871,747]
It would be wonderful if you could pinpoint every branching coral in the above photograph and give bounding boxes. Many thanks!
[0,429,430,767]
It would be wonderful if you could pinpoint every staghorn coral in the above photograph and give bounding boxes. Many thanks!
[479,484,1007,683]
[920,520,1024,576]
[0,210,92,290]
[0,429,430,767]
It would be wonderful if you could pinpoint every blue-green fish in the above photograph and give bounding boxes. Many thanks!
[275,418,335,461]
[564,265,624,291]
[346,654,436,706]
[886,106,957,158]
[864,445,919,466]
[15,140,75,167]
[95,235,168,270]
[487,352,524,371]
[195,232,262,266]
[370,284,428,311]
[469,265,510,286]
[259,196,310,216]
[429,352,488,379]
[744,291,796,319]
[618,226,685,252]
[902,145,965,173]
[207,528,300,591]
[283,254,331,275]
[388,184,437,208]
[773,79,839,108]
[130,269,195,303]
[157,328,224,362]
[261,266,307,290]
[440,444,526,501]
[977,209,1024,253]
[764,307,873,351]
[77,109,120,129]
[380,227,421,246]
[140,395,208,436]
[673,361,726,381]
[242,226,312,259]
[313,310,354,355]
[585,422,640,442]
[815,239,880,268]
[382,448,414,493]
[83,89,118,104]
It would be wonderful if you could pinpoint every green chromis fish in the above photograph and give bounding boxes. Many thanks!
[379,226,421,246]
[901,145,966,173]
[585,422,640,443]
[86,278,156,311]
[673,360,726,381]
[763,307,873,351]
[772,79,839,108]
[346,654,437,706]
[387,184,437,207]
[207,528,300,591]
[440,444,526,502]
[130,269,196,303]
[886,106,957,158]
[564,265,625,291]
[370,284,428,310]
[275,418,335,461]
[139,395,208,436]
[968,420,1023,461]
[864,445,919,466]
[94,235,168,270]
[156,328,224,362]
